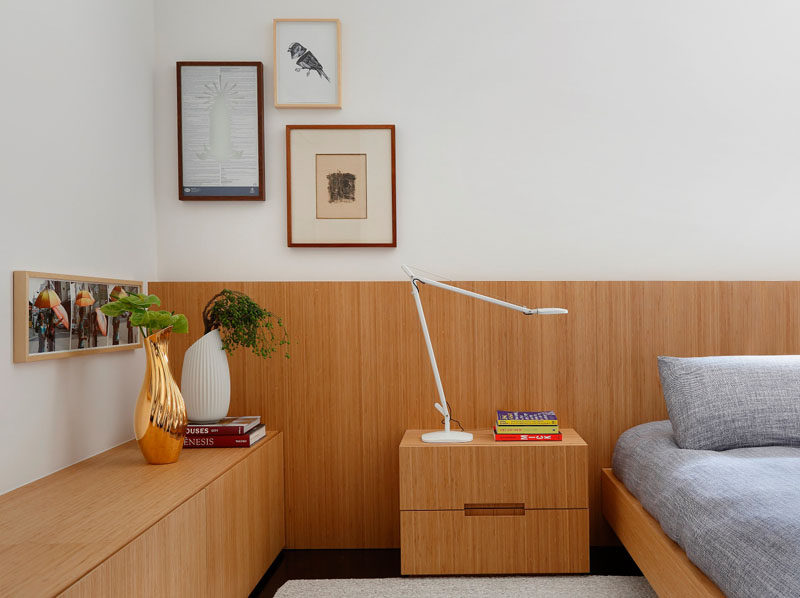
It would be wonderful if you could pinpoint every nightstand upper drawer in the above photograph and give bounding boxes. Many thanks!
[399,429,588,510]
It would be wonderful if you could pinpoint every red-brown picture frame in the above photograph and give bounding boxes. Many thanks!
[286,124,397,247]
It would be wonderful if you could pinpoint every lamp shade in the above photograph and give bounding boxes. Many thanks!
[110,286,128,302]
[75,290,96,307]
[53,304,70,329]
[34,289,61,309]
[95,308,108,336]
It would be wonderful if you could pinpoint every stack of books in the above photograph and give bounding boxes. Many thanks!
[494,410,562,441]
[183,416,266,448]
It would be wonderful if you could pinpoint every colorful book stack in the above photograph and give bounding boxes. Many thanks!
[494,410,562,441]
[183,416,266,448]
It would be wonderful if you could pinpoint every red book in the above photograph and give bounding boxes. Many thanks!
[185,416,261,436]
[493,430,563,442]
[184,424,266,448]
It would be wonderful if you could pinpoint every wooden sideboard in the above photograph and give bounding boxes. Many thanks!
[0,432,284,597]
[399,429,589,575]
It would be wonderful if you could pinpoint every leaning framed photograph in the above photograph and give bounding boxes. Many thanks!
[177,61,265,201]
[274,19,342,108]
[286,125,396,247]
[13,271,143,363]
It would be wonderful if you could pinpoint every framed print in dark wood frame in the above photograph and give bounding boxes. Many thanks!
[286,125,396,247]
[177,61,265,201]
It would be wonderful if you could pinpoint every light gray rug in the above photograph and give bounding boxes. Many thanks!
[274,576,656,597]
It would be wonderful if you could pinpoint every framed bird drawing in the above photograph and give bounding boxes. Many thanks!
[274,19,342,108]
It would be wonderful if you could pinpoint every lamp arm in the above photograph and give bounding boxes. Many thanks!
[404,269,568,316]
[408,278,451,432]
[401,265,568,441]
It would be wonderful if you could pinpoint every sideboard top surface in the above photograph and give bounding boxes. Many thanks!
[0,432,281,596]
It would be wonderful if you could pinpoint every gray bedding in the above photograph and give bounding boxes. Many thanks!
[613,421,800,598]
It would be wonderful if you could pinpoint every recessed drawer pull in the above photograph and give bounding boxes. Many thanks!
[464,502,525,516]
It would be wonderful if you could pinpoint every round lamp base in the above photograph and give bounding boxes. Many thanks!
[420,430,473,443]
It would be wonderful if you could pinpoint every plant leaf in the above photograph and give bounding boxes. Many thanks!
[124,294,160,309]
[170,314,189,334]
[100,302,127,317]
[206,289,289,359]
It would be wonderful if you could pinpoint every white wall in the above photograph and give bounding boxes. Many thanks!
[154,0,800,281]
[0,1,157,494]
[2,0,799,493]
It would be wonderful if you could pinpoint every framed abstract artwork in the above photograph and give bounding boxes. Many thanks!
[274,19,342,108]
[13,271,143,363]
[286,125,396,247]
[176,61,265,201]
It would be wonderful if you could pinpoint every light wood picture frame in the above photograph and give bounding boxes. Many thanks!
[177,61,265,201]
[274,19,342,108]
[13,271,144,363]
[286,125,397,247]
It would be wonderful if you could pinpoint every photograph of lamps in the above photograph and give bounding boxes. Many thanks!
[401,265,568,443]
[33,284,63,353]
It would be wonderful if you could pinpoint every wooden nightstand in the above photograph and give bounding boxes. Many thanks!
[399,428,589,575]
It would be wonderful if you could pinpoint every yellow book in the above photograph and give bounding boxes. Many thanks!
[496,410,558,426]
[494,424,559,434]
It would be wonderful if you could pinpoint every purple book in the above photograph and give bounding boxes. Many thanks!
[496,410,558,424]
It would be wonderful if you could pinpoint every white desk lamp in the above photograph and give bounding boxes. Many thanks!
[401,265,568,443]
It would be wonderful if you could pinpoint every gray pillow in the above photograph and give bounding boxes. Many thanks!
[658,355,800,450]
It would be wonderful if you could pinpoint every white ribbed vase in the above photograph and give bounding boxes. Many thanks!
[181,329,231,423]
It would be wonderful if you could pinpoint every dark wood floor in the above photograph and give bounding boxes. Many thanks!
[251,547,643,597]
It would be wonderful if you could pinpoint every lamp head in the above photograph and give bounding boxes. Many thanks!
[524,307,568,315]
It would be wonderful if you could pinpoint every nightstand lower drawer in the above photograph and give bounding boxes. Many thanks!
[400,508,589,575]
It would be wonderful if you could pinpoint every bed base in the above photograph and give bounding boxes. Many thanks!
[601,469,724,598]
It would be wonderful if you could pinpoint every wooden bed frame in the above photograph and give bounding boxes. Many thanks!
[601,469,724,598]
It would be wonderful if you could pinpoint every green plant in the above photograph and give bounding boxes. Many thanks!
[100,293,188,337]
[203,289,290,359]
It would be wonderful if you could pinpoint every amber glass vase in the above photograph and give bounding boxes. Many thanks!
[135,326,187,464]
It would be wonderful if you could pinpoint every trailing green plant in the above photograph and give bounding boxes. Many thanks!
[203,289,290,359]
[100,293,188,337]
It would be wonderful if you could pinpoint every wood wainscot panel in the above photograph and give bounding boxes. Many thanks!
[149,281,800,548]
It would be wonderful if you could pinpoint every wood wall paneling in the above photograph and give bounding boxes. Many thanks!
[149,281,800,547]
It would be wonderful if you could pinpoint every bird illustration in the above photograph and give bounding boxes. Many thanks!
[287,42,331,82]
